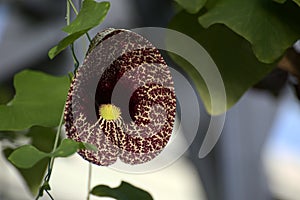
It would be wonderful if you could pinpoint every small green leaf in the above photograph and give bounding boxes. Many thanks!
[91,181,153,200]
[3,127,57,195]
[81,142,98,152]
[198,0,300,63]
[7,138,93,173]
[173,0,206,13]
[0,70,69,131]
[62,1,110,34]
[51,139,81,157]
[48,0,110,59]
[8,145,48,168]
[48,31,85,59]
[169,12,275,113]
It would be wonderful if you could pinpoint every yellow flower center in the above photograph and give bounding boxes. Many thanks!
[99,104,121,120]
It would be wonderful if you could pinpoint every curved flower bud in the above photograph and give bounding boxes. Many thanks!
[64,28,176,166]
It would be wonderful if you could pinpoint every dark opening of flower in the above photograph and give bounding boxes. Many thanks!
[64,28,176,166]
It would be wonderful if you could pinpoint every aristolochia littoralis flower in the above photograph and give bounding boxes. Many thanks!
[64,28,176,166]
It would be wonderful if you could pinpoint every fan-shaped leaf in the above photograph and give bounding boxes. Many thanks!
[169,12,275,113]
[0,70,69,131]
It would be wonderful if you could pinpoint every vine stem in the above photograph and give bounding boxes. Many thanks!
[49,108,65,176]
[68,0,79,15]
[87,163,93,200]
[35,107,65,200]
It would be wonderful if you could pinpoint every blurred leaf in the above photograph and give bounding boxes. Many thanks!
[273,0,300,6]
[91,181,153,200]
[8,145,48,168]
[3,126,57,195]
[169,12,274,113]
[173,0,206,13]
[198,0,300,63]
[48,0,110,59]
[0,131,19,142]
[0,70,69,131]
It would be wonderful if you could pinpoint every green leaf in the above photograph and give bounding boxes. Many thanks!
[173,0,207,13]
[52,139,82,157]
[3,127,57,195]
[48,0,110,59]
[91,181,153,200]
[0,70,69,131]
[198,0,300,63]
[62,1,110,34]
[7,139,92,169]
[169,12,275,113]
[81,142,98,152]
[273,0,300,7]
[48,31,86,59]
[8,145,48,168]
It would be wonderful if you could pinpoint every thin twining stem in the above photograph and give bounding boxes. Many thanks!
[86,163,93,200]
[35,106,65,200]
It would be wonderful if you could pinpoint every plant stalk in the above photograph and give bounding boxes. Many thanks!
[87,163,93,200]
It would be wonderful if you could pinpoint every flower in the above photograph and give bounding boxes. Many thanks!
[64,28,176,166]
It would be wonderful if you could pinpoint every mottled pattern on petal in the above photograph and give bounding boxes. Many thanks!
[64,28,176,166]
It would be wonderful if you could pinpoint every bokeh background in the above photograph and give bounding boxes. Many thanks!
[1,1,300,200]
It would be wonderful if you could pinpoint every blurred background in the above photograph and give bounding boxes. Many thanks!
[1,0,300,200]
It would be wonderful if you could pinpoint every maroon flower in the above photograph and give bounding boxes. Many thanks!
[64,28,176,166]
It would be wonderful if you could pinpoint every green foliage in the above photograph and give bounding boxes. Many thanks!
[8,145,47,168]
[169,12,274,112]
[0,70,69,131]
[198,0,300,63]
[171,0,300,113]
[48,0,110,59]
[81,142,98,152]
[48,31,86,59]
[8,138,95,169]
[173,0,206,13]
[1,1,154,199]
[1,0,299,199]
[62,1,110,34]
[3,126,57,195]
[91,181,153,200]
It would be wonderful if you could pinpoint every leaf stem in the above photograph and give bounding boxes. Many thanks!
[87,163,93,200]
[49,107,65,177]
[67,0,80,71]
